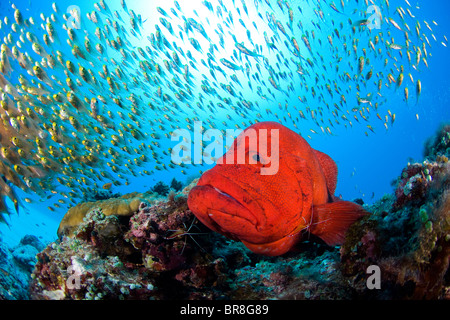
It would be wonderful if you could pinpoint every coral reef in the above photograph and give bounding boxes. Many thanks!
[82,189,122,202]
[12,245,39,273]
[31,188,227,300]
[170,178,184,192]
[57,191,161,238]
[424,123,450,159]
[341,142,449,299]
[392,157,448,210]
[0,234,44,299]
[29,126,449,300]
[150,181,170,196]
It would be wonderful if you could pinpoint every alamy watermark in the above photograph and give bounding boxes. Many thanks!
[366,265,381,289]
[170,121,279,175]
[65,257,83,290]
[67,5,81,30]
[367,5,382,30]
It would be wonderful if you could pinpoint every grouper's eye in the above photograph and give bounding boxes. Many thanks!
[252,153,261,162]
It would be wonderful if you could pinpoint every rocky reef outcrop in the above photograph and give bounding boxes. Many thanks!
[0,234,44,299]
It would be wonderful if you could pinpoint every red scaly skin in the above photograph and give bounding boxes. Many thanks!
[188,121,368,256]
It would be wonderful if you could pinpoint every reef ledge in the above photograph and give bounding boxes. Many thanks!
[29,125,450,300]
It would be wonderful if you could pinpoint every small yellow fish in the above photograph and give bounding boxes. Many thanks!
[416,79,422,103]
[389,18,403,31]
[358,56,364,74]
[102,182,113,190]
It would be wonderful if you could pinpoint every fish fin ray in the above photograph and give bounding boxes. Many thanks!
[310,201,368,246]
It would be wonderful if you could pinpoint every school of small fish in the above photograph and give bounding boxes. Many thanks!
[0,0,446,222]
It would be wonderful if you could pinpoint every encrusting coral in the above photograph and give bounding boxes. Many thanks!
[57,192,161,237]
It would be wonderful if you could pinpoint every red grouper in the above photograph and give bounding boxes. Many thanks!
[188,121,368,256]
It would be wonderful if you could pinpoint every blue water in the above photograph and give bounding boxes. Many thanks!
[0,0,448,257]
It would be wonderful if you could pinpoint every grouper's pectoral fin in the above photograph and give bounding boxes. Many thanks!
[310,201,369,246]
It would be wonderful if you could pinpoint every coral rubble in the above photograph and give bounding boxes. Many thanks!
[30,126,449,300]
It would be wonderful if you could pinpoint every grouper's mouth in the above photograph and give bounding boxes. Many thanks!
[187,183,267,243]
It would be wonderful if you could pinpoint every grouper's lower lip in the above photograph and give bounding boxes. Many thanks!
[201,184,258,225]
[187,184,261,241]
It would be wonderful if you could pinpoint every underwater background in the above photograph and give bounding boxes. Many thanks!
[0,0,448,300]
